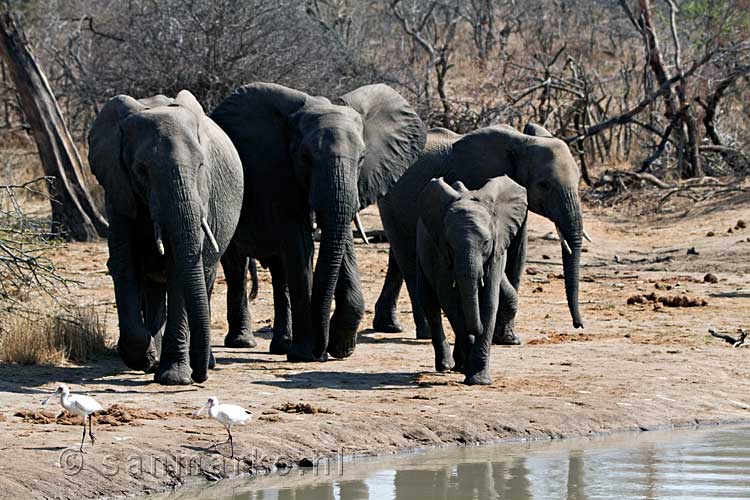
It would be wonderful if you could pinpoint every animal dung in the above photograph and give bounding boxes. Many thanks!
[627,292,707,307]
[274,402,335,415]
[703,273,719,284]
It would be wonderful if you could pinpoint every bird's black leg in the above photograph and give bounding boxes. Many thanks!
[228,428,234,458]
[80,421,87,453]
[89,414,96,446]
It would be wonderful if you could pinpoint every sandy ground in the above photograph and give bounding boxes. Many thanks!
[1,193,750,499]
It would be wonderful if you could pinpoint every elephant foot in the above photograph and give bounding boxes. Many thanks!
[209,351,216,370]
[328,334,356,359]
[373,316,403,333]
[155,360,193,385]
[435,356,454,372]
[269,334,291,355]
[493,325,521,345]
[464,371,492,385]
[224,331,258,348]
[287,343,328,363]
[118,336,159,372]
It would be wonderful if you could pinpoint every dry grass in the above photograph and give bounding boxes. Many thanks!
[0,306,112,365]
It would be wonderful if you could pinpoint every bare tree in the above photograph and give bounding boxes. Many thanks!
[390,0,462,128]
[0,4,106,241]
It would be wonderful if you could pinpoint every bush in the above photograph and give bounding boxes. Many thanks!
[0,306,112,365]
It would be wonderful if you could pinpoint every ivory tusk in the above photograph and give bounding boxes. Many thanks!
[556,225,572,255]
[353,212,369,245]
[154,223,165,256]
[583,230,594,243]
[480,277,484,289]
[201,218,220,253]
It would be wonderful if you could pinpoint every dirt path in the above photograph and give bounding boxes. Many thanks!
[1,197,750,499]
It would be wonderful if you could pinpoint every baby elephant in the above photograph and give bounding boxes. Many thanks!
[416,176,527,385]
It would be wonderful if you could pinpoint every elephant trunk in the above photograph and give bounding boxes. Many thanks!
[557,188,584,329]
[455,265,483,338]
[310,160,357,358]
[167,196,211,382]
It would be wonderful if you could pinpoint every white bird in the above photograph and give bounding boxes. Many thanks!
[193,396,252,457]
[42,384,104,453]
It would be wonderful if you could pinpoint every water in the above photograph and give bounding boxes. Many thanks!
[163,426,750,499]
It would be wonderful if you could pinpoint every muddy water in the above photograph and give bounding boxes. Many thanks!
[163,426,750,499]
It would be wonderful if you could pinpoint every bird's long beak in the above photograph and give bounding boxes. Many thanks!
[193,404,208,417]
[41,389,60,406]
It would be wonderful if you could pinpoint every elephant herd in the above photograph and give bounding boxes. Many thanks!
[88,82,587,386]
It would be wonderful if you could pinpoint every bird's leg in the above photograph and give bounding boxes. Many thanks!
[80,421,87,453]
[88,414,96,446]
[229,428,234,458]
[208,427,231,452]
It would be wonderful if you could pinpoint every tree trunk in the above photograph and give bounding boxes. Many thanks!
[0,5,107,241]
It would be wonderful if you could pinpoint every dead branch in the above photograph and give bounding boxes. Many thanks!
[708,328,748,348]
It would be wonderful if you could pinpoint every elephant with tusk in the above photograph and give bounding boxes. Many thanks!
[88,90,245,385]
[212,82,425,361]
[374,123,588,344]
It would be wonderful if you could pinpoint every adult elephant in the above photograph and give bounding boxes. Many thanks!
[88,90,244,385]
[374,124,589,343]
[211,83,425,362]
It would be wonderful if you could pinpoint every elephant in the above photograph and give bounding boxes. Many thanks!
[374,123,589,344]
[210,82,426,362]
[88,90,244,385]
[417,177,528,385]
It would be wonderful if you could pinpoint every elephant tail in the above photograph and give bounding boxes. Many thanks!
[248,258,259,302]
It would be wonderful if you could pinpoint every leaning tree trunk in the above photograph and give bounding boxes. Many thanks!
[0,5,107,241]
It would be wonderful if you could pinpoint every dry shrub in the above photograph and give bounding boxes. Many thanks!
[0,307,112,365]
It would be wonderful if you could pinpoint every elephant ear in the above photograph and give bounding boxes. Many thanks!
[523,123,554,138]
[475,176,528,259]
[174,90,205,117]
[88,95,146,219]
[339,84,426,210]
[418,177,460,243]
[211,83,309,179]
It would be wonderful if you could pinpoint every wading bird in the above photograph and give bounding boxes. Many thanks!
[42,384,103,453]
[193,396,252,457]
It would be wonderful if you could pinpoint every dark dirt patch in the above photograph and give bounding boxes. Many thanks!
[14,405,173,426]
[274,402,335,415]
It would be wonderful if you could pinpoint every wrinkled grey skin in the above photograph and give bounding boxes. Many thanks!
[417,177,527,385]
[211,83,425,362]
[375,123,585,343]
[88,90,244,385]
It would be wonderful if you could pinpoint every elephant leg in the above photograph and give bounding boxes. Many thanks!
[493,270,522,346]
[328,238,365,359]
[268,258,292,355]
[403,272,431,340]
[465,276,505,386]
[494,220,526,345]
[141,279,166,372]
[283,230,318,363]
[155,278,192,385]
[441,292,467,373]
[417,264,453,372]
[205,266,218,370]
[373,249,404,333]
[222,242,257,349]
